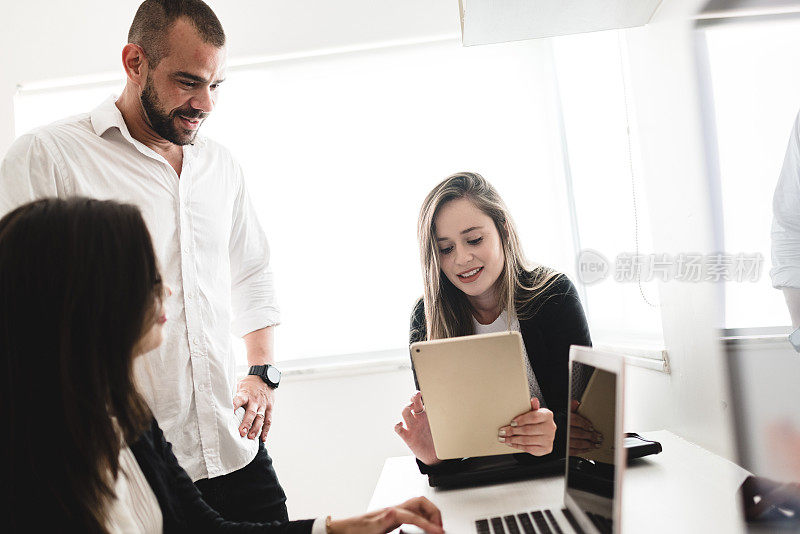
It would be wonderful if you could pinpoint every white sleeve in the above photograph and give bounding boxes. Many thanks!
[228,164,280,337]
[311,517,329,534]
[0,133,69,217]
[771,112,800,289]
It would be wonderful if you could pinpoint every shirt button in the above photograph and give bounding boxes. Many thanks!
[193,337,201,345]
[197,384,204,392]
[183,247,190,254]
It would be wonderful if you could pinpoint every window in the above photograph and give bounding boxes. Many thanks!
[14,80,124,138]
[14,34,663,363]
[700,17,800,328]
[552,30,663,345]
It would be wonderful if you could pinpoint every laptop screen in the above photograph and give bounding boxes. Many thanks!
[565,363,618,528]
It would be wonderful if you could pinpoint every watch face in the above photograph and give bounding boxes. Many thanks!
[266,365,281,383]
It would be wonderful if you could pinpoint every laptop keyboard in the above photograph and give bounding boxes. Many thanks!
[476,508,612,534]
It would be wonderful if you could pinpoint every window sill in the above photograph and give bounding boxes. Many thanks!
[594,343,670,373]
[720,326,792,348]
[237,342,671,382]
[236,348,411,381]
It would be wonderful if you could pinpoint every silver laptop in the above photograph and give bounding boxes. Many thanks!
[473,346,626,534]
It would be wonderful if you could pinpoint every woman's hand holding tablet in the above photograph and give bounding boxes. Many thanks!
[497,397,557,456]
[395,392,441,466]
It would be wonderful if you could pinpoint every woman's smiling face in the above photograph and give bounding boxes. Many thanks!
[434,197,505,305]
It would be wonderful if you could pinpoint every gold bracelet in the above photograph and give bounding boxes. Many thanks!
[325,515,333,534]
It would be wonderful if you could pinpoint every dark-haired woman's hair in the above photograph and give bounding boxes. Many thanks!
[0,197,161,532]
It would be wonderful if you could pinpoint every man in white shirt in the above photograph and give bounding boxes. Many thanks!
[0,0,288,522]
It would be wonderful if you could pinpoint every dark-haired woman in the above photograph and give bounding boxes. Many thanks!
[394,172,597,473]
[0,197,443,534]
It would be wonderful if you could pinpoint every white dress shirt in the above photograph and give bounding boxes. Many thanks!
[772,111,800,289]
[0,96,279,480]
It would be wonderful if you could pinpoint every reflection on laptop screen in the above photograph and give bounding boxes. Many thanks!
[566,365,617,531]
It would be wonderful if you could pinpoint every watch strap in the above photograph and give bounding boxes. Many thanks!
[248,364,280,389]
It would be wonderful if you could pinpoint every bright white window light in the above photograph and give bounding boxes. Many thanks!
[553,30,663,344]
[703,18,800,329]
[14,36,660,360]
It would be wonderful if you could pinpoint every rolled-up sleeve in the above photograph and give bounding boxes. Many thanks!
[228,165,280,337]
[772,112,800,289]
[0,133,68,217]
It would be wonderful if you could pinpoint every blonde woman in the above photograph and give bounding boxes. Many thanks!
[395,172,597,472]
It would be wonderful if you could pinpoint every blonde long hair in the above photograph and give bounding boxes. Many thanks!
[417,172,560,340]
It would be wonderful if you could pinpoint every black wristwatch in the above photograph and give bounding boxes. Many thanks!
[248,364,281,389]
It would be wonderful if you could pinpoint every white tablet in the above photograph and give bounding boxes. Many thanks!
[410,331,531,459]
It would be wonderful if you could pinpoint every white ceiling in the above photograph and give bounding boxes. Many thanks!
[459,0,663,45]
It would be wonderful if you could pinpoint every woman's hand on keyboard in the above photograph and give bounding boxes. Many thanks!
[327,496,444,534]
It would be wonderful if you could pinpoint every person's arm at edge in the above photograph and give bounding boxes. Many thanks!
[772,111,800,327]
[782,288,800,329]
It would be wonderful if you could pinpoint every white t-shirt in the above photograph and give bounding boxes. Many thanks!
[106,447,163,534]
[472,310,545,407]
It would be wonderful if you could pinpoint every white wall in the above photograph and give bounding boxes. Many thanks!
[267,365,418,519]
[0,0,459,155]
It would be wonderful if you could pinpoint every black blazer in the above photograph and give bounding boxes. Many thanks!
[129,419,314,534]
[408,272,592,472]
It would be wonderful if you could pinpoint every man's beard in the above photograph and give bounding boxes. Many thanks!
[140,76,206,146]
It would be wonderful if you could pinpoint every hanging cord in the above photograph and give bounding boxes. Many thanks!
[618,31,660,308]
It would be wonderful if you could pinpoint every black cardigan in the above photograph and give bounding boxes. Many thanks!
[129,419,314,533]
[408,272,592,472]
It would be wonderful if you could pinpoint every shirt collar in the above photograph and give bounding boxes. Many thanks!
[90,95,128,138]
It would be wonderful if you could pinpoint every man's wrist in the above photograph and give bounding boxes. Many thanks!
[243,325,276,366]
[246,354,274,367]
[248,364,281,389]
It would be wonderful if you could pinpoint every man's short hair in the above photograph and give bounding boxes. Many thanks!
[128,0,225,68]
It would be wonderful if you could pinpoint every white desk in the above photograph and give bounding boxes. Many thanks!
[369,431,750,533]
